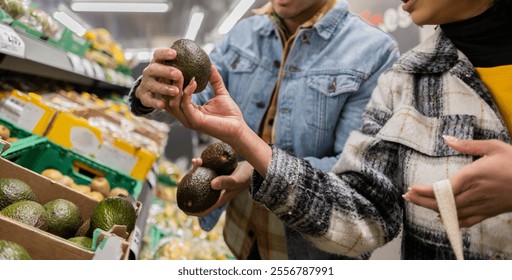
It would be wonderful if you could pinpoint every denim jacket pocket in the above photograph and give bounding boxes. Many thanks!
[377,106,476,157]
[225,48,258,73]
[306,73,363,131]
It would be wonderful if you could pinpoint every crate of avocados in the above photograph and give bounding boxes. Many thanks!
[1,138,143,199]
[0,117,44,156]
[0,144,142,259]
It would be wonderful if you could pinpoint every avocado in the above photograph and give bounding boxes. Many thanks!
[44,199,83,239]
[0,240,32,260]
[201,142,238,176]
[164,39,212,93]
[0,200,48,231]
[176,167,219,213]
[90,196,137,234]
[0,178,37,210]
[68,236,93,250]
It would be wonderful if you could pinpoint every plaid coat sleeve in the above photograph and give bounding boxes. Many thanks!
[250,71,404,257]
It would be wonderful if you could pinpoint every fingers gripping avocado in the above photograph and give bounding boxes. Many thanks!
[164,39,212,93]
[177,142,238,214]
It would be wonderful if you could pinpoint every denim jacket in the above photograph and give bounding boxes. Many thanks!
[195,1,399,171]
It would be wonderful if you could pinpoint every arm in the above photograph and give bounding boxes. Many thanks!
[178,66,403,256]
[404,137,512,227]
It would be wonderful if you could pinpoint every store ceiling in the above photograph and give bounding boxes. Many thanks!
[38,0,268,56]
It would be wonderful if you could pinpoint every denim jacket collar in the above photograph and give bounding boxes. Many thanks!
[259,1,349,40]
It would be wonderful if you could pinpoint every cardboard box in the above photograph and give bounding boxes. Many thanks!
[0,141,141,259]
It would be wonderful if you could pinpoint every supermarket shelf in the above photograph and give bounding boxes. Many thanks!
[0,23,133,94]
[129,165,157,260]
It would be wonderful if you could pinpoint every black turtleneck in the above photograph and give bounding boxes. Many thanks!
[440,1,512,67]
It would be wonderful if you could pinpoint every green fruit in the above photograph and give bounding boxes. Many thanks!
[0,178,37,210]
[44,199,83,239]
[200,142,238,176]
[177,167,219,213]
[68,237,93,250]
[0,240,32,260]
[0,201,48,231]
[164,39,211,93]
[91,197,137,234]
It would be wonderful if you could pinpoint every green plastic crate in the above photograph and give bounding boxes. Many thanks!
[0,117,44,155]
[2,138,143,197]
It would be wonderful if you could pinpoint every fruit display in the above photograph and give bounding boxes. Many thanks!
[176,142,237,214]
[139,192,234,260]
[0,175,138,255]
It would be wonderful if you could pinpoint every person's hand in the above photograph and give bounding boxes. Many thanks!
[185,160,253,217]
[404,136,512,227]
[172,65,247,145]
[135,48,185,110]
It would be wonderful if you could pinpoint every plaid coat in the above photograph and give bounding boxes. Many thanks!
[250,28,512,259]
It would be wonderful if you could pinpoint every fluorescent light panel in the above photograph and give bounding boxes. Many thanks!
[184,11,204,41]
[71,2,170,13]
[218,0,255,35]
[53,11,87,36]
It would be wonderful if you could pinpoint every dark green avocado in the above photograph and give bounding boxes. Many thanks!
[164,38,212,93]
[200,142,238,176]
[176,167,219,213]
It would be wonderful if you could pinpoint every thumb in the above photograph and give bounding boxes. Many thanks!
[443,136,493,156]
[209,65,230,98]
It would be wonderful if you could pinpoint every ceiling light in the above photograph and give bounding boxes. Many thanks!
[53,11,87,36]
[71,2,171,13]
[218,0,255,35]
[184,8,204,41]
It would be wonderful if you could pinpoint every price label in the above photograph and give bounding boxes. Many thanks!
[67,52,85,74]
[92,62,106,81]
[129,226,142,259]
[0,24,25,57]
[82,58,95,77]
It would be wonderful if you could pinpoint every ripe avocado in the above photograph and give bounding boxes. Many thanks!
[0,200,48,231]
[0,240,32,260]
[201,142,238,176]
[44,199,83,239]
[0,178,37,210]
[164,39,211,93]
[176,167,219,213]
[90,196,137,234]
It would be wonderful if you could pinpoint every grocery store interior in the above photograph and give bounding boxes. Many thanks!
[0,0,437,260]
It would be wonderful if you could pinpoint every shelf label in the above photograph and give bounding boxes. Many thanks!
[92,62,106,81]
[0,24,25,57]
[67,52,85,74]
[0,96,44,131]
[129,225,142,259]
[82,58,95,77]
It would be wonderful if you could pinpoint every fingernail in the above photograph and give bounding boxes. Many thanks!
[402,194,410,202]
[435,215,442,222]
[442,135,458,142]
[190,77,196,85]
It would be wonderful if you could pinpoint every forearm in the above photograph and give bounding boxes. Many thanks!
[228,125,272,177]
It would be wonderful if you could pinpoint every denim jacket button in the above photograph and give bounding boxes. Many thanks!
[255,101,265,108]
[273,60,280,68]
